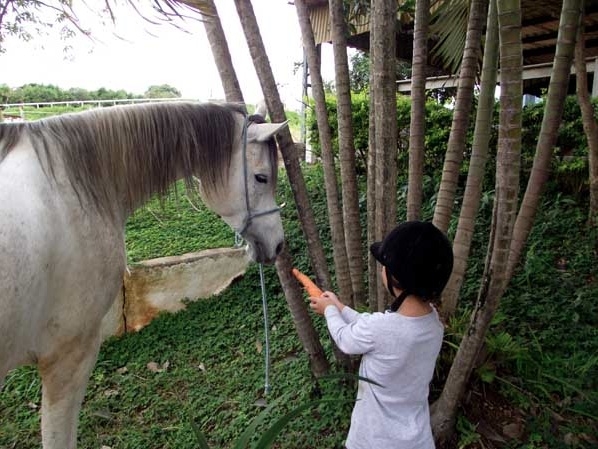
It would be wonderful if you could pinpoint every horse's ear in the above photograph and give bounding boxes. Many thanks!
[248,121,289,142]
[254,99,268,119]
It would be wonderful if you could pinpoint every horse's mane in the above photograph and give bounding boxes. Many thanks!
[0,102,252,216]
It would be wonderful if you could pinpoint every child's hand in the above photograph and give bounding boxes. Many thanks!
[309,291,342,315]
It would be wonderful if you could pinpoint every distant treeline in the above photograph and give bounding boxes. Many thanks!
[0,83,182,104]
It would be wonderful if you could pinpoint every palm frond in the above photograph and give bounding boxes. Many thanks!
[429,0,470,74]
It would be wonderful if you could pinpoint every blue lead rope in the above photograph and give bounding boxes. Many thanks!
[235,232,271,396]
[258,263,271,395]
[233,113,278,396]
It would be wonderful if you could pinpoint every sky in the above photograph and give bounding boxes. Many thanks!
[0,0,338,112]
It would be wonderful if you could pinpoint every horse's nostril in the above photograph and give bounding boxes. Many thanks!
[275,241,284,255]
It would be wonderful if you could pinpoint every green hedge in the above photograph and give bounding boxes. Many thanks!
[306,94,598,195]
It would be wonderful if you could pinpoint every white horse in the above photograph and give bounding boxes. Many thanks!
[0,102,287,448]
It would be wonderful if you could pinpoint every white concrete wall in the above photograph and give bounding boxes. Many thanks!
[100,247,249,340]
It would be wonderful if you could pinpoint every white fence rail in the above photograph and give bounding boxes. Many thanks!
[1,97,204,109]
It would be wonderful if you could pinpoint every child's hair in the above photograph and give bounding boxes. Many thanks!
[370,221,453,309]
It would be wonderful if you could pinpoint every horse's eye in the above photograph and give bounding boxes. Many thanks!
[255,174,268,184]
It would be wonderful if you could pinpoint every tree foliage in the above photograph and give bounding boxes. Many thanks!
[0,0,211,54]
[144,84,182,99]
[0,83,143,104]
[349,50,411,92]
[0,0,88,53]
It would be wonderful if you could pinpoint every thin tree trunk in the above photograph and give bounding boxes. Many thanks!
[407,0,429,221]
[431,0,522,442]
[275,249,330,376]
[433,0,488,233]
[233,0,331,291]
[574,6,598,226]
[294,0,352,309]
[199,1,245,105]
[506,0,582,280]
[329,0,366,308]
[294,3,358,373]
[367,74,378,312]
[441,0,499,320]
[233,0,330,376]
[371,0,398,311]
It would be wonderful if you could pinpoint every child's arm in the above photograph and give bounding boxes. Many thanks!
[324,307,375,355]
[309,293,375,355]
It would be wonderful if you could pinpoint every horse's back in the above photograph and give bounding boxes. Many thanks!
[0,139,126,379]
[0,139,55,370]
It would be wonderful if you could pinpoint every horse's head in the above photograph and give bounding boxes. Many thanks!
[200,112,287,264]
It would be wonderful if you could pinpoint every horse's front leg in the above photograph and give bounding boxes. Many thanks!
[38,332,102,449]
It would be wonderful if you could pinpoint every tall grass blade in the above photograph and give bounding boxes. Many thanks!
[232,396,286,449]
[252,399,353,449]
[317,372,386,388]
[190,419,211,449]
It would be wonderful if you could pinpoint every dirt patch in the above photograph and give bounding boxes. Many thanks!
[438,384,527,449]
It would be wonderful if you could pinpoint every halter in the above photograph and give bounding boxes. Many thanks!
[235,114,282,237]
[233,114,282,396]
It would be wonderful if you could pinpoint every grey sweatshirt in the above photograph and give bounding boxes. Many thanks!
[324,305,444,449]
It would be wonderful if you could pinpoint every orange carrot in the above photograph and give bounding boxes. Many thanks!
[291,268,323,297]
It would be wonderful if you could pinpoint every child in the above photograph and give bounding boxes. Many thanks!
[309,221,453,449]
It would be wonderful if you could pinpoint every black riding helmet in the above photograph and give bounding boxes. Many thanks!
[370,221,454,311]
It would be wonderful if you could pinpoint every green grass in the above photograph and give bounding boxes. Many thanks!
[0,265,352,448]
[0,166,597,448]
[3,105,97,121]
[125,187,233,263]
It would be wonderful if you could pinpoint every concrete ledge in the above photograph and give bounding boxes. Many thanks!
[100,247,249,339]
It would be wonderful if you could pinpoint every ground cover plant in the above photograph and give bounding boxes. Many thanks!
[0,167,596,448]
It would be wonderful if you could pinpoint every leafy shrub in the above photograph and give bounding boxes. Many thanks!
[306,94,598,199]
[306,93,453,180]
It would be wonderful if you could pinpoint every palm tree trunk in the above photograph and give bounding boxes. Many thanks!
[199,1,245,104]
[371,0,398,311]
[233,0,330,376]
[367,77,378,311]
[574,6,598,226]
[431,0,522,442]
[506,0,582,280]
[275,249,330,376]
[329,0,366,308]
[293,2,358,373]
[441,0,499,320]
[407,0,429,221]
[294,0,352,309]
[232,0,331,290]
[433,0,488,233]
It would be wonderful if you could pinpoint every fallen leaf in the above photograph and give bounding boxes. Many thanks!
[502,422,523,440]
[580,433,598,444]
[116,366,128,375]
[197,362,206,372]
[254,398,268,407]
[104,389,119,397]
[147,361,170,373]
[92,409,113,420]
[256,340,263,354]
[564,433,580,446]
